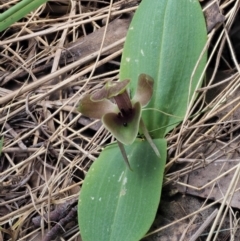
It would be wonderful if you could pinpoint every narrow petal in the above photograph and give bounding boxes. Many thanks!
[132,73,154,107]
[78,93,117,119]
[117,140,132,170]
[102,102,141,145]
[139,118,160,157]
[91,79,130,101]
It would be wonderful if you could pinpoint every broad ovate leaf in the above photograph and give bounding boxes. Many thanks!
[78,139,167,241]
[120,0,207,138]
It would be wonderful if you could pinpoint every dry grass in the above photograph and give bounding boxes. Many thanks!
[0,0,239,240]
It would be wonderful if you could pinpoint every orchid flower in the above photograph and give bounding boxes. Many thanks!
[78,73,160,169]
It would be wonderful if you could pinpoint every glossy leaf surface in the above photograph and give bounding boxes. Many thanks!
[120,0,207,138]
[78,139,166,241]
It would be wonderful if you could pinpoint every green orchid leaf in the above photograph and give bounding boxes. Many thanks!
[102,102,141,145]
[78,139,167,241]
[132,73,154,107]
[120,0,207,138]
[0,0,49,32]
[78,94,117,119]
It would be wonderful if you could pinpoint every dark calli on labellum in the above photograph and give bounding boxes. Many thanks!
[78,74,160,169]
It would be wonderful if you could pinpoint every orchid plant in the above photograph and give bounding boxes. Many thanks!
[78,73,160,169]
[78,1,207,241]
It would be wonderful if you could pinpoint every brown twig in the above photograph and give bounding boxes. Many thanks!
[42,205,78,241]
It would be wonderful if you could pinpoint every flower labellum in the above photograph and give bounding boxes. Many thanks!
[78,74,160,168]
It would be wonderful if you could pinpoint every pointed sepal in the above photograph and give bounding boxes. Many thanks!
[91,79,130,101]
[78,93,117,119]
